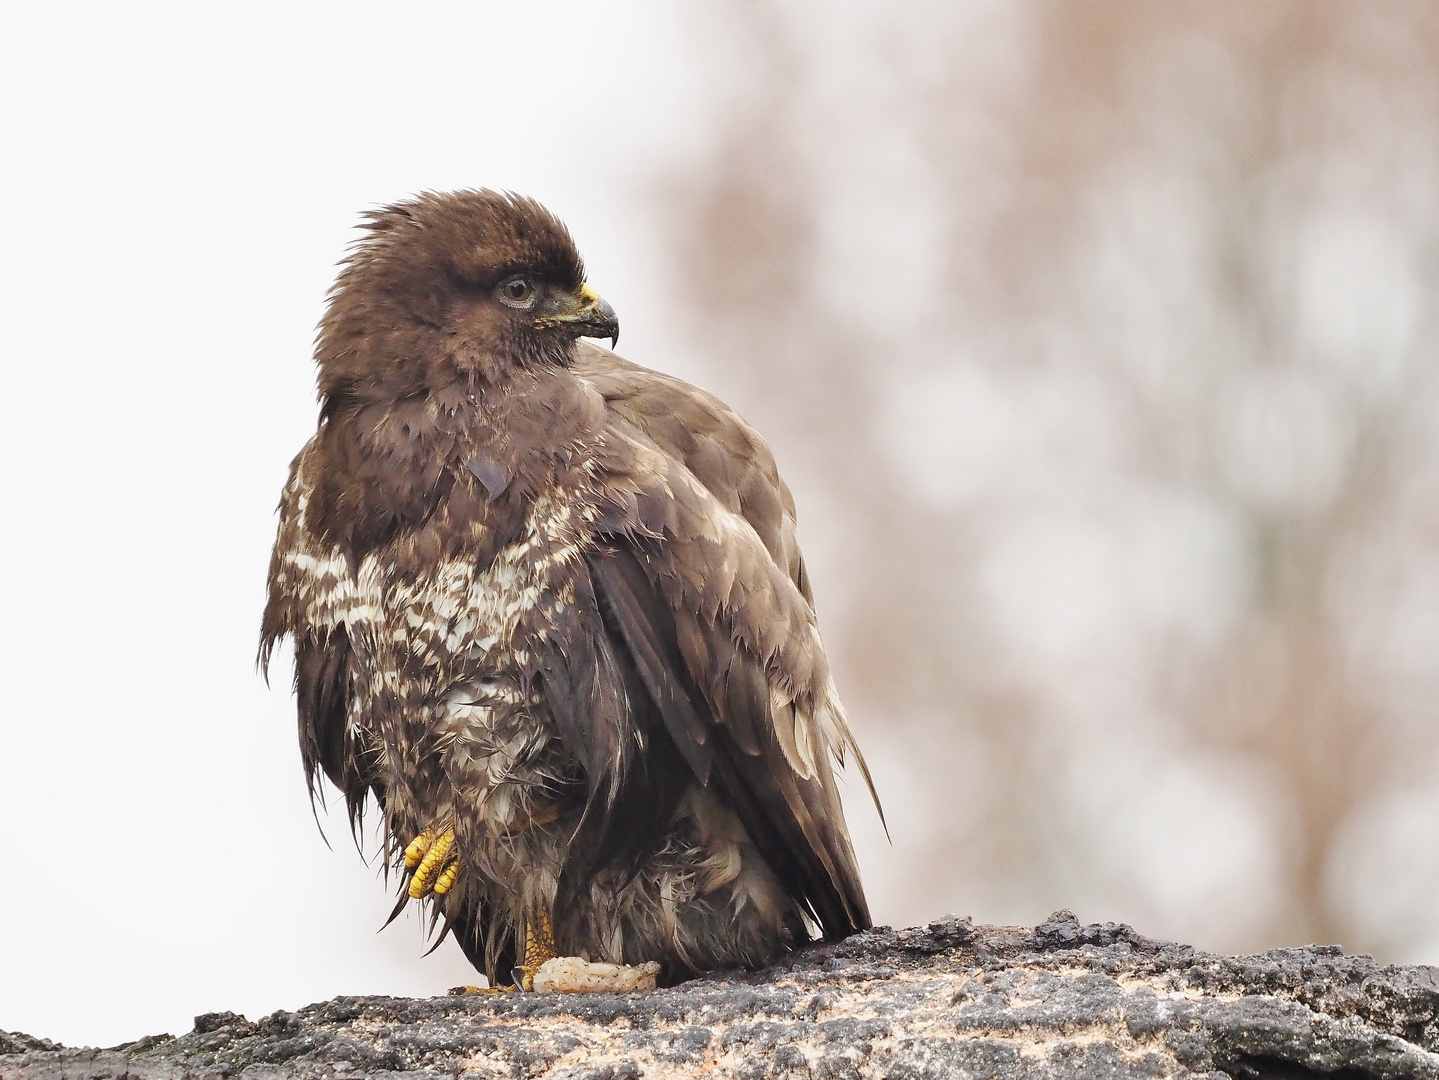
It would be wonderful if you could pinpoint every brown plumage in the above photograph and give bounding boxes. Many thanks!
[261,189,877,986]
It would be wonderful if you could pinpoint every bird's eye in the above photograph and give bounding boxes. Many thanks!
[498,276,537,308]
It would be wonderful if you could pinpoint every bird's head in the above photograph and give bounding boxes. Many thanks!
[316,189,619,404]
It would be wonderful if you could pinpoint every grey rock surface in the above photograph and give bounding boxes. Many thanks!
[5,911,1439,1079]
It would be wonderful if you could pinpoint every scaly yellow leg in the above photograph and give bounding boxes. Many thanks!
[404,828,459,899]
[446,912,555,995]
[403,829,434,869]
[511,909,559,991]
[451,910,660,994]
[433,861,460,896]
[408,806,559,907]
[405,834,652,995]
[404,827,520,996]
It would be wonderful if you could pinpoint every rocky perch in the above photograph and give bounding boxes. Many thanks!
[5,911,1439,1079]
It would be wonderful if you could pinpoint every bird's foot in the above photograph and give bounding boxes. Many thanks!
[404,828,459,899]
[445,911,657,995]
[509,909,659,993]
[510,910,560,990]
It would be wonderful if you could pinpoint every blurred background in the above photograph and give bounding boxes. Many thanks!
[3,0,1437,1049]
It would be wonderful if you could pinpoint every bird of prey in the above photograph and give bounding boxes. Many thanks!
[261,190,877,992]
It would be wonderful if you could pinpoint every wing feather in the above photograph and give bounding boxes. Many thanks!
[588,543,867,936]
[577,348,876,937]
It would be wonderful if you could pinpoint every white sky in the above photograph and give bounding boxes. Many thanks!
[0,1,711,1048]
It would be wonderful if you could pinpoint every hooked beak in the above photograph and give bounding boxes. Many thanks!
[537,282,619,348]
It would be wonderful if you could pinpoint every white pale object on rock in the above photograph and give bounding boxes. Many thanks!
[530,957,662,994]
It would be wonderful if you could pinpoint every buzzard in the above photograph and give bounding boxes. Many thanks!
[261,190,877,992]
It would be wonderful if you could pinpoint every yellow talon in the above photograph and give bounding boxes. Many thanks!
[404,830,433,869]
[433,860,460,896]
[408,828,455,898]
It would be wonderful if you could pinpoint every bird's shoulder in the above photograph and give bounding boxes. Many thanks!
[573,343,790,504]
[573,343,807,595]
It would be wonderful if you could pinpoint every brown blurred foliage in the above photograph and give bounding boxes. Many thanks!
[653,1,1439,958]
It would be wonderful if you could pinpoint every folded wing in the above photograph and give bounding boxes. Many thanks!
[576,346,876,939]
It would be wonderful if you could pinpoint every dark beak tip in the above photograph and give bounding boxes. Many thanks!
[597,297,619,349]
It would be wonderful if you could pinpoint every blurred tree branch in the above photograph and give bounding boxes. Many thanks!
[655,0,1439,958]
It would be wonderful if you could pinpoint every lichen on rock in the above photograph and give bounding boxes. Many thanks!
[4,911,1438,1079]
